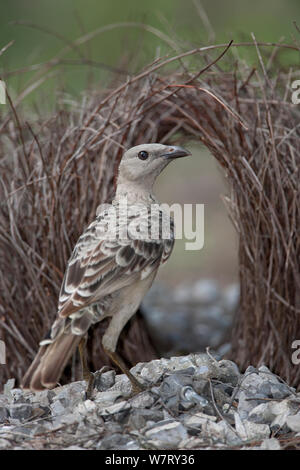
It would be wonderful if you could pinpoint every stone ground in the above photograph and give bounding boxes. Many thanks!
[1,353,300,450]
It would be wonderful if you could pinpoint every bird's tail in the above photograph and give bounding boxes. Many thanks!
[21,332,82,391]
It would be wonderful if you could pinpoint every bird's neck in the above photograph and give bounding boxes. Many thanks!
[115,180,157,205]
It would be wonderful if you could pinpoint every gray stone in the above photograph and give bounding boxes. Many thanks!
[269,383,293,399]
[50,399,66,416]
[109,374,133,394]
[286,413,300,432]
[236,366,291,420]
[237,391,264,420]
[248,402,275,424]
[48,382,87,420]
[30,389,54,407]
[246,398,298,429]
[238,367,268,395]
[99,400,131,417]
[0,438,11,449]
[0,394,9,407]
[76,399,97,415]
[9,403,33,422]
[193,356,240,386]
[122,440,141,450]
[269,399,299,428]
[257,365,281,384]
[257,382,292,400]
[0,406,9,423]
[216,360,240,385]
[131,359,169,383]
[3,379,15,399]
[94,390,124,407]
[202,419,242,446]
[209,386,230,409]
[10,389,25,403]
[260,438,281,450]
[182,436,208,449]
[56,412,80,427]
[193,378,210,396]
[97,433,136,450]
[184,412,217,429]
[94,370,116,391]
[168,355,196,373]
[234,412,270,441]
[52,381,85,408]
[129,391,155,409]
[65,446,86,450]
[128,409,164,429]
[193,355,219,379]
[145,419,188,448]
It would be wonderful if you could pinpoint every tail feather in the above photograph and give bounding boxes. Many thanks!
[22,333,82,391]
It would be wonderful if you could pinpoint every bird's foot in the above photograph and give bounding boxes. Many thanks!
[128,375,147,396]
[84,366,112,400]
[84,373,95,400]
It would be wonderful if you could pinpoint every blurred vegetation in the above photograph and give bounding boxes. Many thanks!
[0,0,299,105]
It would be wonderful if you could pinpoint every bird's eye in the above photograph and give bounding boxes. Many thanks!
[138,151,149,160]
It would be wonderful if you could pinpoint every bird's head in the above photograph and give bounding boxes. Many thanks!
[117,143,191,191]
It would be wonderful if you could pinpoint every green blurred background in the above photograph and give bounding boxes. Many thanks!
[1,0,299,102]
[0,0,299,286]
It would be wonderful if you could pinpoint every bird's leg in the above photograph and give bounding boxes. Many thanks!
[103,348,145,394]
[102,310,146,394]
[78,336,94,399]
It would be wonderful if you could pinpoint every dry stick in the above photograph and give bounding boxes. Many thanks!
[68,39,299,158]
[180,39,234,85]
[208,379,239,438]
[224,369,264,416]
[253,62,300,301]
[168,84,248,130]
[251,32,273,92]
[66,44,235,166]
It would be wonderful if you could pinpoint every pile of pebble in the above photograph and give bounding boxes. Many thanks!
[1,352,300,450]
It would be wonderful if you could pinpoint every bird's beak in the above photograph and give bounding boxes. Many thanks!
[161,146,191,159]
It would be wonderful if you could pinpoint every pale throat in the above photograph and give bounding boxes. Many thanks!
[115,178,158,204]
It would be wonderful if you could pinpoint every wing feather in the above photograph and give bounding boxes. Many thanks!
[58,205,174,318]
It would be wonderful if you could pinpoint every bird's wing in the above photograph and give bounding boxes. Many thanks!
[58,204,173,318]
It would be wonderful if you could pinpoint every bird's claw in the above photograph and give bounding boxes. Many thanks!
[84,372,95,400]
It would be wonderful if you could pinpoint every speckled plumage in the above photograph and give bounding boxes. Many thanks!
[22,143,190,391]
[41,200,174,345]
